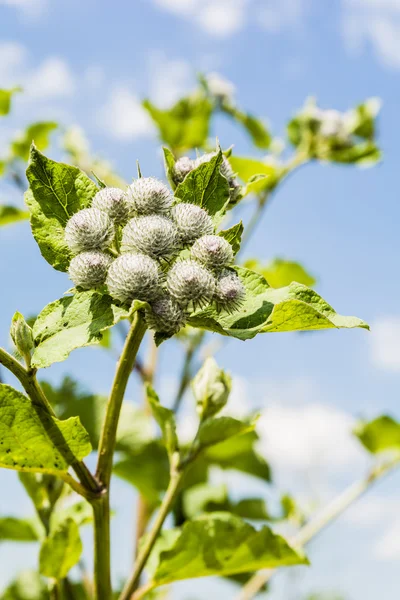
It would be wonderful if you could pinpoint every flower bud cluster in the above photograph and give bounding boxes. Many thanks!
[64,174,245,335]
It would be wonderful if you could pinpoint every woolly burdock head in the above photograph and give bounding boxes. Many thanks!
[172,203,214,246]
[167,259,216,309]
[145,295,187,334]
[121,215,178,259]
[68,251,113,290]
[173,157,194,184]
[126,177,173,215]
[191,235,233,270]
[92,187,131,224]
[106,253,163,304]
[65,208,114,254]
[214,269,245,313]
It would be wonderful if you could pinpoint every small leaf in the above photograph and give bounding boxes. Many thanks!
[32,292,140,369]
[39,517,82,579]
[355,416,400,454]
[188,266,368,340]
[222,106,271,149]
[19,473,64,514]
[0,87,21,116]
[219,222,243,256]
[244,258,316,288]
[0,206,29,227]
[11,122,57,161]
[26,146,98,271]
[0,384,92,475]
[146,513,307,585]
[192,357,231,420]
[2,570,49,600]
[147,386,178,458]
[0,517,41,542]
[196,415,257,452]
[163,147,177,190]
[51,500,93,529]
[174,150,230,216]
[229,156,277,196]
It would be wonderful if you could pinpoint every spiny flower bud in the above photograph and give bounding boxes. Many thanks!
[92,187,131,224]
[121,215,177,259]
[68,251,113,289]
[126,177,173,215]
[173,157,195,184]
[145,295,187,334]
[167,259,216,309]
[171,203,214,246]
[214,269,246,313]
[106,253,163,304]
[191,235,233,271]
[65,208,114,254]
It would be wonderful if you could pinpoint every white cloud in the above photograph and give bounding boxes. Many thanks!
[96,87,154,141]
[148,54,193,108]
[259,0,308,33]
[370,316,400,372]
[342,0,400,69]
[0,42,26,84]
[375,518,400,560]
[24,57,75,99]
[0,0,48,18]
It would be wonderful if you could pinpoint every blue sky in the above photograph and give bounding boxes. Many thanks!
[1,0,400,598]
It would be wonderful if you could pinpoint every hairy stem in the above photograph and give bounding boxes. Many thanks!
[237,456,400,600]
[120,470,183,600]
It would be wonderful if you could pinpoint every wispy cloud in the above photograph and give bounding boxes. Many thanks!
[370,316,400,372]
[0,0,48,19]
[96,86,154,141]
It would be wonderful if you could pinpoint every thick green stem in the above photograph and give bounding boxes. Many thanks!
[120,470,183,600]
[93,494,111,600]
[236,456,400,600]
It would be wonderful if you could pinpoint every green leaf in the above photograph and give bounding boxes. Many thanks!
[182,484,271,521]
[11,122,57,161]
[147,386,178,458]
[143,96,212,153]
[39,517,82,579]
[228,156,277,196]
[0,384,91,475]
[147,513,307,585]
[0,205,29,227]
[163,147,177,190]
[205,431,271,482]
[244,258,316,288]
[192,357,231,420]
[32,292,139,369]
[219,222,243,256]
[355,416,400,454]
[26,145,98,271]
[19,473,64,515]
[222,106,271,149]
[195,416,257,452]
[188,266,368,340]
[2,570,49,600]
[0,517,41,542]
[174,149,230,217]
[0,87,21,116]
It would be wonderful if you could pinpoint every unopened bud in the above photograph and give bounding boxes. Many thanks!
[92,187,131,224]
[121,215,177,259]
[126,177,173,216]
[106,253,163,304]
[171,203,214,246]
[191,235,233,271]
[10,312,34,366]
[68,251,113,289]
[65,208,114,254]
[167,259,216,309]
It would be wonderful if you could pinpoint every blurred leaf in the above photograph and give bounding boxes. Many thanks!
[0,205,29,227]
[188,266,368,340]
[39,517,82,579]
[355,416,400,454]
[229,156,278,196]
[26,145,98,271]
[221,105,271,149]
[174,149,230,217]
[51,500,93,529]
[0,87,21,116]
[146,513,307,585]
[19,473,64,515]
[2,570,49,600]
[244,258,316,288]
[32,292,141,368]
[0,517,41,542]
[219,222,243,256]
[143,95,212,153]
[195,416,257,452]
[147,386,178,458]
[0,384,91,476]
[11,122,57,161]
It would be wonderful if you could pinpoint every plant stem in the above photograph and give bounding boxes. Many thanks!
[119,470,183,600]
[96,311,147,487]
[93,311,147,600]
[236,456,400,600]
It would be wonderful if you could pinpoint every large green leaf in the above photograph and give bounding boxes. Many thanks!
[143,96,212,153]
[147,513,307,585]
[195,416,257,453]
[245,258,316,288]
[0,87,21,116]
[39,518,82,579]
[31,292,139,369]
[188,267,368,340]
[26,145,98,271]
[11,122,57,161]
[0,205,29,227]
[0,517,41,542]
[174,150,230,216]
[147,386,178,458]
[0,384,91,476]
[355,416,400,454]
